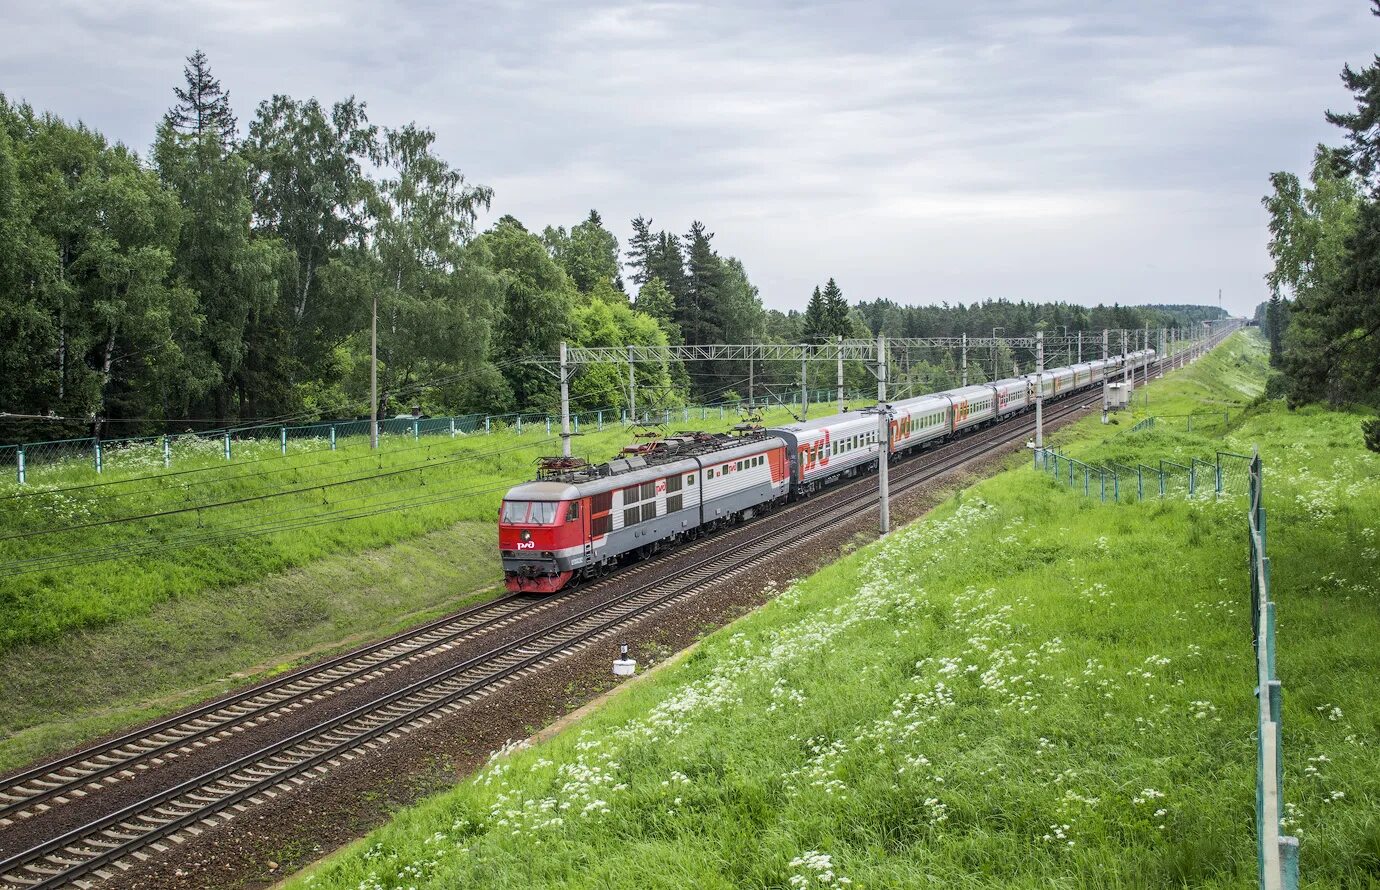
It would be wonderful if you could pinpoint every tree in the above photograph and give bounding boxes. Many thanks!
[635,276,676,328]
[821,277,849,336]
[477,215,576,411]
[543,210,622,296]
[802,285,828,343]
[626,214,655,286]
[243,95,379,374]
[165,50,237,147]
[155,60,283,420]
[371,123,495,416]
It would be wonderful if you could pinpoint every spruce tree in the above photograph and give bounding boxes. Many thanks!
[627,215,655,286]
[166,49,237,147]
[802,285,828,343]
[648,231,689,309]
[821,277,849,336]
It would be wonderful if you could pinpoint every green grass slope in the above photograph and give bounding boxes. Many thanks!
[0,404,834,650]
[286,332,1380,889]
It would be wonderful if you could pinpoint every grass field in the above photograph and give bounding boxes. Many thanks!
[0,402,847,652]
[285,331,1380,889]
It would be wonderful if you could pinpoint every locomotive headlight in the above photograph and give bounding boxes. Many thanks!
[520,529,532,542]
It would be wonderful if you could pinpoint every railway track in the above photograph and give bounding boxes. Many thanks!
[11,323,1254,889]
[0,388,1102,889]
[0,380,1107,833]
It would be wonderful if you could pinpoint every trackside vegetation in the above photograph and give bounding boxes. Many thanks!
[0,404,847,772]
[284,331,1380,889]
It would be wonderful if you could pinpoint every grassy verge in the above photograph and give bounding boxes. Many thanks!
[0,403,838,650]
[0,522,499,773]
[285,331,1380,889]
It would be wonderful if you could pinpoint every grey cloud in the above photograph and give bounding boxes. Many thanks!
[0,0,1373,314]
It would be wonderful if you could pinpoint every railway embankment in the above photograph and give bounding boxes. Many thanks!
[283,331,1380,889]
[0,404,829,773]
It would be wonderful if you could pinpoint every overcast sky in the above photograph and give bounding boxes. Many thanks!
[2,1,1374,316]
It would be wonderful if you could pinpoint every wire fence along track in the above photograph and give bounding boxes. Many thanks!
[0,388,1098,889]
[1249,452,1300,890]
[1035,448,1253,502]
[1128,412,1233,435]
[0,389,880,485]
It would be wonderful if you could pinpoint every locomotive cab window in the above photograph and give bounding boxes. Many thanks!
[565,501,580,522]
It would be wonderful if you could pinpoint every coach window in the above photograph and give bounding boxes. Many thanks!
[687,474,696,485]
[707,469,714,479]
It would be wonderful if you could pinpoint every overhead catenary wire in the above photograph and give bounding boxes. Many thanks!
[0,476,526,577]
[0,437,558,544]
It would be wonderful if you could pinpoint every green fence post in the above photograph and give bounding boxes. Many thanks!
[16,447,24,485]
[224,433,231,460]
[597,411,603,431]
[574,415,580,433]
[517,416,523,435]
[94,440,102,473]
[1083,467,1089,495]
[450,418,457,437]
[545,417,551,435]
[330,426,337,450]
[413,419,420,440]
[1159,470,1165,498]
[281,426,288,454]
[720,406,725,420]
[1190,465,1196,497]
[163,435,171,468]
[485,416,491,434]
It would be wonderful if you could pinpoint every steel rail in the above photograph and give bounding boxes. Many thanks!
[0,354,1164,834]
[0,390,1098,889]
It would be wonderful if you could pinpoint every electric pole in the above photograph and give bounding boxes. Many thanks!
[876,332,890,534]
[370,291,379,450]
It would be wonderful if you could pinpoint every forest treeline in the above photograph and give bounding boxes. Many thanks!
[1,52,1222,443]
[1259,3,1380,450]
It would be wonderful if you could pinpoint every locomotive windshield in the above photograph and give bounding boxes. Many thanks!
[501,501,559,524]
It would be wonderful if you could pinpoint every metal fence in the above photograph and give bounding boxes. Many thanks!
[1128,411,1232,435]
[1035,447,1299,888]
[1034,448,1253,501]
[1249,450,1300,890]
[0,387,877,485]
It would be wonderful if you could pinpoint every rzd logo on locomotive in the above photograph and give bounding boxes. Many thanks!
[516,540,536,550]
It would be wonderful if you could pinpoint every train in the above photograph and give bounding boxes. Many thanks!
[499,350,1155,592]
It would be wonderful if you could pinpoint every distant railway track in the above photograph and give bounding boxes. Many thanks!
[0,381,1118,889]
